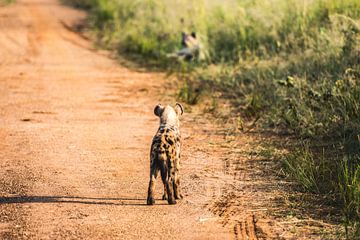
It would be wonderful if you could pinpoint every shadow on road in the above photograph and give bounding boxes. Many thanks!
[0,196,166,206]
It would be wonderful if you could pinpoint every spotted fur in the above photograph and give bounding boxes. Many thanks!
[147,103,184,205]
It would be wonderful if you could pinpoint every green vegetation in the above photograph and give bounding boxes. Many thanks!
[0,0,14,5]
[69,0,359,237]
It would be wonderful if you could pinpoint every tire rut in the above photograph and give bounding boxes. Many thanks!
[234,215,258,240]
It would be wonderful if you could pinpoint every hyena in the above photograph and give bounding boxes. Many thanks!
[147,103,184,205]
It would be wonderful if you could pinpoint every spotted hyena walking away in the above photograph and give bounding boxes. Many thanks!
[147,103,184,205]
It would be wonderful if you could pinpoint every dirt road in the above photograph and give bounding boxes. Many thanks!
[0,0,233,238]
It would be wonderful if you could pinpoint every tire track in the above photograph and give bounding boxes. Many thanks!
[234,215,258,240]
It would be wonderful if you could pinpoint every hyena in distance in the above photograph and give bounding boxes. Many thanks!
[147,103,184,205]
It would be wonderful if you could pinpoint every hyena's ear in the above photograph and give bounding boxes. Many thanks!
[154,104,164,117]
[175,102,184,116]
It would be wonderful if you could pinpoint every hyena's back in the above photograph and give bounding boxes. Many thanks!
[150,126,180,170]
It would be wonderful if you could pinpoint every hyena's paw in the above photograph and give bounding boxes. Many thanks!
[147,196,155,205]
[167,197,177,205]
[162,193,167,200]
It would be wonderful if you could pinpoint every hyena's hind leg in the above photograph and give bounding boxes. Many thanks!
[162,185,167,200]
[160,161,176,205]
[173,171,183,200]
[147,163,159,205]
[173,157,183,200]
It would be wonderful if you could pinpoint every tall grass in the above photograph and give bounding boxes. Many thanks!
[339,156,360,238]
[71,0,360,237]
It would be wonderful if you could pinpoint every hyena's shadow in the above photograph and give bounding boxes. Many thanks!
[0,196,168,206]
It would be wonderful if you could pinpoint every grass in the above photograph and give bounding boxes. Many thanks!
[66,0,360,237]
[0,0,14,5]
[338,156,360,238]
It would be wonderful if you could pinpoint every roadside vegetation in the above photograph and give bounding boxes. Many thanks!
[0,0,14,5]
[66,0,359,238]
